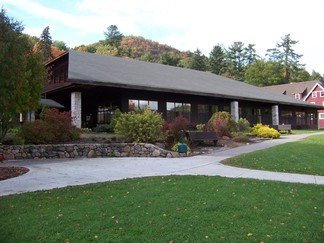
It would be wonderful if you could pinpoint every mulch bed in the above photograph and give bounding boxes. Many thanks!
[0,167,29,181]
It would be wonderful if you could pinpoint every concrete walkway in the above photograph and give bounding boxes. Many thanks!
[1,133,324,196]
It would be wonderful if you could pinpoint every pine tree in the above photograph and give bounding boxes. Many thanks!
[36,26,53,61]
[104,25,123,55]
[266,34,304,83]
[209,44,225,75]
[188,49,207,71]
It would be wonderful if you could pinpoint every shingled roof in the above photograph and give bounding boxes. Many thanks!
[262,80,322,99]
[60,50,320,108]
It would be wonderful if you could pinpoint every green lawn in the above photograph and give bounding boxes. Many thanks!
[290,129,323,134]
[0,176,323,242]
[224,134,324,176]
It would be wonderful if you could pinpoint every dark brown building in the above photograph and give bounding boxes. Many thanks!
[44,51,321,129]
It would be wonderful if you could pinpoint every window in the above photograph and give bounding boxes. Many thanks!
[167,102,191,121]
[97,106,114,124]
[319,113,324,120]
[128,100,158,111]
[197,104,218,123]
[320,91,324,97]
[294,93,301,99]
[312,92,317,98]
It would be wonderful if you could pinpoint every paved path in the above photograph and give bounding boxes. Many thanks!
[1,133,324,196]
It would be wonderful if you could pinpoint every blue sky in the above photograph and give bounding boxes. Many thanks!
[2,0,324,75]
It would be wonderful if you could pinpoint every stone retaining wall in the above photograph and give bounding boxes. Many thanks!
[0,143,177,160]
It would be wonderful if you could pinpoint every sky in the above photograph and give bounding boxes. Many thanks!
[2,0,324,75]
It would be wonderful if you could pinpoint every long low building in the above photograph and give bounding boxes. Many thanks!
[44,50,321,129]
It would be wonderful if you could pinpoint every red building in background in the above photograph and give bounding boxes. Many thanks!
[263,80,324,129]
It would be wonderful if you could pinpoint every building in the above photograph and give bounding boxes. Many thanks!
[43,51,321,130]
[263,81,324,129]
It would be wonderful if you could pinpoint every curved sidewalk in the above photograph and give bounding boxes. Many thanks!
[1,133,324,196]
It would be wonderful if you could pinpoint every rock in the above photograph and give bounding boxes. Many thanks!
[152,149,161,157]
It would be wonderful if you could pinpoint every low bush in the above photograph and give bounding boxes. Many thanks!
[169,116,190,137]
[236,118,250,132]
[250,123,280,139]
[94,124,113,133]
[207,111,237,137]
[114,108,164,143]
[19,108,80,144]
[232,132,250,143]
[196,123,205,131]
[163,116,190,145]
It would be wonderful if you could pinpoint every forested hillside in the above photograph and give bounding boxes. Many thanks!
[35,24,323,86]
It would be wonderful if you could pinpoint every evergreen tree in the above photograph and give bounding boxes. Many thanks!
[225,42,247,81]
[188,49,207,71]
[310,70,324,81]
[159,52,180,66]
[266,34,304,83]
[209,44,225,75]
[244,44,258,66]
[104,25,123,54]
[37,26,53,61]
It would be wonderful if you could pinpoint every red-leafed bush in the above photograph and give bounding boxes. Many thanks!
[19,108,80,144]
[169,116,190,136]
[164,116,190,145]
[207,111,237,137]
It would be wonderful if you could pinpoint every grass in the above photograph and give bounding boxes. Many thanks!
[290,129,323,134]
[0,176,323,242]
[80,132,119,139]
[224,134,324,176]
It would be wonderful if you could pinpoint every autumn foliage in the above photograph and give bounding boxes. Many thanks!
[19,109,80,144]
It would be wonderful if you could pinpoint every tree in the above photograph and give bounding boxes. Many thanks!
[209,44,226,75]
[52,40,68,51]
[244,44,258,66]
[104,25,123,52]
[95,45,119,56]
[294,69,311,82]
[225,42,254,81]
[266,34,304,83]
[187,49,208,71]
[35,26,53,61]
[310,70,324,81]
[245,59,283,86]
[0,8,45,141]
[159,52,180,66]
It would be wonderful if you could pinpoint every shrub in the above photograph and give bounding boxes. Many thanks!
[110,108,122,130]
[237,118,251,132]
[114,108,164,143]
[232,132,250,143]
[163,116,190,145]
[207,111,237,137]
[196,123,205,131]
[250,123,280,139]
[94,124,113,133]
[20,108,80,144]
[20,120,54,144]
[169,116,190,137]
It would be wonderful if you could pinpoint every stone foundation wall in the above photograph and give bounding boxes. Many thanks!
[0,143,177,160]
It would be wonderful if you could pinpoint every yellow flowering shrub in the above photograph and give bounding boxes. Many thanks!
[250,123,280,139]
